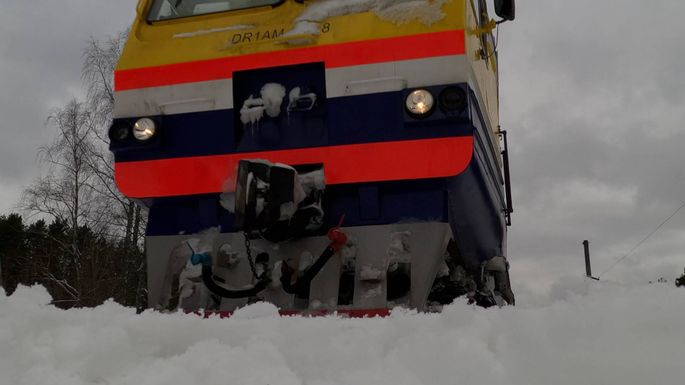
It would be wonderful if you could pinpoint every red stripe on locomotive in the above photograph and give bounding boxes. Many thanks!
[115,136,474,198]
[114,29,466,91]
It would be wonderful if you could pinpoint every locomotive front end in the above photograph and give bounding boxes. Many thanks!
[111,0,514,314]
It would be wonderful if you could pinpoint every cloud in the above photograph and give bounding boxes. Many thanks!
[0,0,137,212]
[501,0,685,293]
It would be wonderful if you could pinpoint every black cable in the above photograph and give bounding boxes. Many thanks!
[281,246,336,298]
[202,265,270,299]
[483,22,500,61]
[187,241,270,299]
[598,201,685,278]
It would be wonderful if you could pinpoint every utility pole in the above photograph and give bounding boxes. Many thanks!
[583,240,600,281]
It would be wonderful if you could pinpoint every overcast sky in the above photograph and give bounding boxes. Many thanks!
[0,0,138,211]
[1,0,684,297]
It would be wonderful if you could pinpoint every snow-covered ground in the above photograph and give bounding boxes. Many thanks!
[2,279,683,385]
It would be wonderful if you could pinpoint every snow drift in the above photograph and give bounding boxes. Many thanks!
[1,279,684,385]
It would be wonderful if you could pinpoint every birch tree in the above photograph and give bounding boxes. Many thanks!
[17,32,147,308]
[82,32,147,307]
[20,100,108,306]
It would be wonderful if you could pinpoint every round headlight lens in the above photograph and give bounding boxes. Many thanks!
[133,118,157,141]
[439,86,467,112]
[108,123,130,142]
[405,89,435,117]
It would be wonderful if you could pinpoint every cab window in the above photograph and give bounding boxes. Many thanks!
[148,0,283,21]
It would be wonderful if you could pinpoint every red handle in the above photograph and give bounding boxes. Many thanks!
[327,215,347,251]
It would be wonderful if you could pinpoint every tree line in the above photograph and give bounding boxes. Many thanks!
[0,32,147,309]
[0,213,144,308]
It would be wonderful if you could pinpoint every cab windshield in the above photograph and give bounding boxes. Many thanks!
[147,0,283,21]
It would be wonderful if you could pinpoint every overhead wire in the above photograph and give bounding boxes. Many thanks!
[598,201,685,278]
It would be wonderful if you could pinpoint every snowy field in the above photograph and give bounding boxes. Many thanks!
[2,279,683,385]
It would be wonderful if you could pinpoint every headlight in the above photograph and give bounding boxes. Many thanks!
[405,89,435,117]
[108,123,130,142]
[133,118,157,141]
[439,86,467,113]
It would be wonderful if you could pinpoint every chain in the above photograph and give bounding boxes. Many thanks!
[243,232,260,279]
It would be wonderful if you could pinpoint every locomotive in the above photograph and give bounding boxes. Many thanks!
[110,0,516,314]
